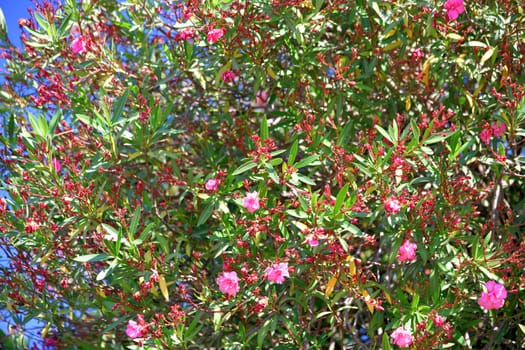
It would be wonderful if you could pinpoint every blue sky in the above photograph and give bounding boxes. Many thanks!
[0,0,34,47]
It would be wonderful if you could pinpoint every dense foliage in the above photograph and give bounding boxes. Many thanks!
[0,0,524,349]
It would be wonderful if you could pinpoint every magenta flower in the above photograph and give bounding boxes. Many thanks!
[175,28,194,41]
[384,197,402,215]
[205,178,219,192]
[478,280,507,310]
[52,158,62,173]
[125,319,142,339]
[217,271,240,296]
[398,240,417,262]
[265,262,290,284]
[444,0,465,21]
[207,28,225,44]
[221,70,236,83]
[391,326,413,348]
[492,122,506,137]
[71,36,88,54]
[480,127,493,144]
[243,191,260,213]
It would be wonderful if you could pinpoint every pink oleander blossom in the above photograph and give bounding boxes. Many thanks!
[444,0,465,21]
[398,240,417,262]
[480,127,493,144]
[207,28,225,44]
[391,326,413,348]
[205,178,219,192]
[492,122,506,137]
[243,191,260,213]
[221,70,236,83]
[52,158,62,173]
[478,280,507,310]
[384,197,402,215]
[126,320,142,339]
[217,271,240,296]
[255,90,268,108]
[71,36,88,54]
[265,262,289,284]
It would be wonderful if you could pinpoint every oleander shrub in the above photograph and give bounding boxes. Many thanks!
[0,0,524,349]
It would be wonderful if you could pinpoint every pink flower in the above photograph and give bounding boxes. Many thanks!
[480,127,493,144]
[384,197,402,215]
[207,28,225,44]
[175,28,194,41]
[217,271,240,296]
[255,90,268,108]
[52,158,62,173]
[433,315,445,327]
[398,240,417,262]
[243,191,260,213]
[478,280,507,310]
[305,234,319,247]
[205,178,219,192]
[70,36,87,54]
[391,326,413,348]
[265,262,290,284]
[444,0,465,21]
[221,70,236,83]
[126,319,142,338]
[492,122,506,137]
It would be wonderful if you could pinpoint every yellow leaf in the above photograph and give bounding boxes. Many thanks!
[347,256,356,277]
[384,290,392,304]
[383,39,402,51]
[480,47,494,66]
[159,274,170,302]
[267,67,278,80]
[41,324,50,338]
[325,275,338,297]
[96,287,106,298]
[446,33,463,41]
[292,220,309,232]
[384,28,397,39]
[405,96,411,111]
[361,289,374,314]
[500,65,508,87]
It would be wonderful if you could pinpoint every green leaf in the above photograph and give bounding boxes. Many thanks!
[288,139,299,165]
[295,155,320,168]
[197,202,215,226]
[261,114,268,140]
[73,254,111,263]
[232,160,257,176]
[333,184,349,216]
[264,163,279,184]
[112,88,130,123]
[382,332,392,350]
[129,205,141,236]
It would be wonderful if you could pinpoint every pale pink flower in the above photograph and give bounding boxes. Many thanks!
[221,70,236,83]
[492,122,506,137]
[391,326,413,348]
[255,90,268,108]
[384,197,402,215]
[444,0,465,21]
[243,191,260,213]
[217,271,240,296]
[205,178,219,192]
[305,234,319,247]
[478,280,507,310]
[126,319,142,338]
[207,28,225,44]
[398,240,417,262]
[52,158,62,173]
[70,36,87,54]
[480,127,493,144]
[265,262,289,284]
